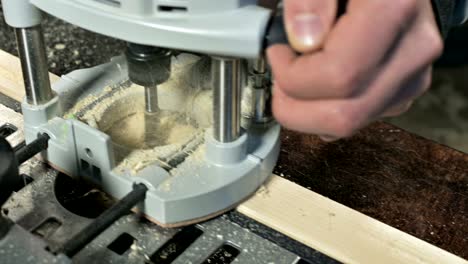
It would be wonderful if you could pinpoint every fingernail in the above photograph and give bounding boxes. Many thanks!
[319,135,338,142]
[289,13,323,48]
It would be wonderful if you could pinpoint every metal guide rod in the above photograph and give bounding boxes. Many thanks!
[212,57,242,143]
[15,26,53,105]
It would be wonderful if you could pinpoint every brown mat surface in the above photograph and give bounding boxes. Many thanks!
[275,122,468,259]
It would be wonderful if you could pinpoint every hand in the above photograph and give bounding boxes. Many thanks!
[267,0,443,141]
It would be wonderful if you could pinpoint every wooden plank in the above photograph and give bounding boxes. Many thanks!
[0,49,465,264]
[239,176,467,264]
[0,50,59,102]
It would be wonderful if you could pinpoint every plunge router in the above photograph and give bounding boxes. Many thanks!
[1,0,286,226]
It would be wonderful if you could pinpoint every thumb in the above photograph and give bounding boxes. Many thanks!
[284,0,338,53]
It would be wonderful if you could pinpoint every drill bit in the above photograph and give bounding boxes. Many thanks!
[144,85,159,113]
[126,43,171,147]
[144,85,160,147]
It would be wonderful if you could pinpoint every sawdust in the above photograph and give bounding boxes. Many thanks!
[65,54,213,174]
[166,120,197,144]
[256,184,270,198]
[157,143,207,191]
[104,109,196,150]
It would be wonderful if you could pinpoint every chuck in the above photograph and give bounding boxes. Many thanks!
[125,43,171,113]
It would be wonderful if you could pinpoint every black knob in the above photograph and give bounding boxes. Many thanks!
[0,137,17,238]
[0,133,50,207]
[0,137,19,207]
[125,43,172,87]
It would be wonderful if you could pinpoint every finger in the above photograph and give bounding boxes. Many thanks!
[324,1,439,120]
[273,19,442,138]
[364,23,441,120]
[319,135,340,142]
[381,67,432,117]
[381,101,414,117]
[269,1,418,100]
[272,86,364,137]
[284,0,337,52]
[334,19,440,128]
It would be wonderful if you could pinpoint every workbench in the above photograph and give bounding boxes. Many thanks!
[0,7,466,264]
